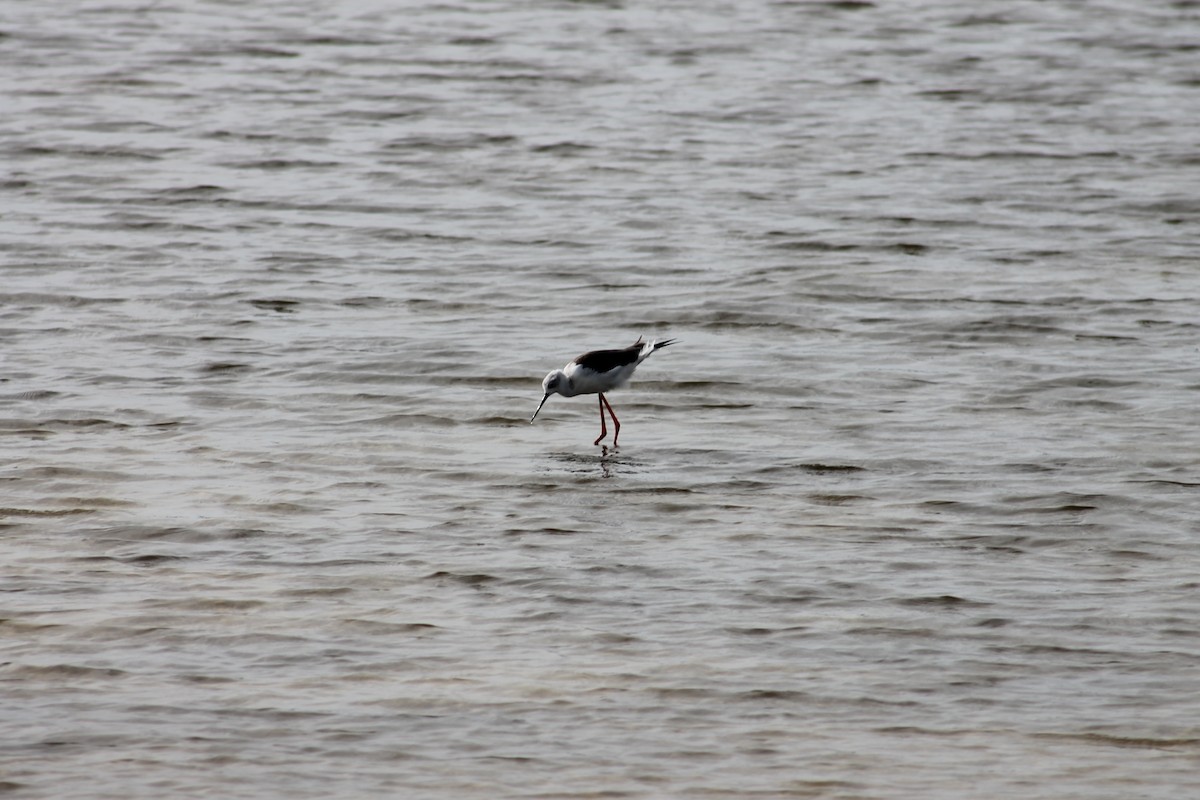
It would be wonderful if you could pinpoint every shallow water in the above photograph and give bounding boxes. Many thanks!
[3,1,1200,797]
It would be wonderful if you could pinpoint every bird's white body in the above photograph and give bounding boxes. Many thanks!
[530,336,676,445]
[545,339,662,397]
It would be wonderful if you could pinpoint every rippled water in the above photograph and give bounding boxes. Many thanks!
[3,1,1200,797]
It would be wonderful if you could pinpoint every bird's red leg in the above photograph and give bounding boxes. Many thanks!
[593,394,608,445]
[601,394,621,446]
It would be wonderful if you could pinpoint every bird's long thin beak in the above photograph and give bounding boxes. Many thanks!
[530,393,550,424]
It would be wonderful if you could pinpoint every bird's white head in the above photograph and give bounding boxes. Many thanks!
[542,369,567,396]
[530,369,567,423]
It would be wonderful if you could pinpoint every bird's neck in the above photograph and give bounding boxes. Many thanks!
[553,371,579,397]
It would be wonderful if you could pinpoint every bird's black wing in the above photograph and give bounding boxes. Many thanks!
[573,342,643,374]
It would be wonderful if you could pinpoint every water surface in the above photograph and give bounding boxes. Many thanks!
[3,1,1200,797]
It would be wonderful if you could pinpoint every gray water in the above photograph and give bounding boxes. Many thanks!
[3,1,1200,797]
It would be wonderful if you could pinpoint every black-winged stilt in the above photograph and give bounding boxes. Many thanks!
[530,337,676,446]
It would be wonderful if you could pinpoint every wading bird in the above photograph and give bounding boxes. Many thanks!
[530,337,676,446]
